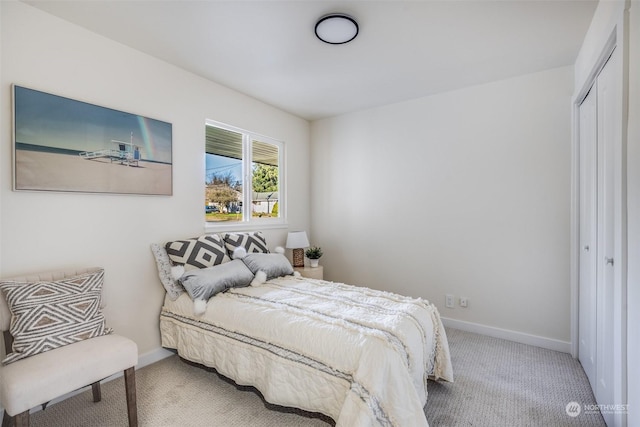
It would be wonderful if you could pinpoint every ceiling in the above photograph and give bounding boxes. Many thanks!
[24,0,598,121]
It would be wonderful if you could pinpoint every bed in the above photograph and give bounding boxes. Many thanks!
[152,233,453,427]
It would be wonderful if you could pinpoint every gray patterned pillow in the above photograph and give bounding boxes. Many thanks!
[223,232,269,257]
[150,243,184,300]
[165,234,230,271]
[0,269,112,365]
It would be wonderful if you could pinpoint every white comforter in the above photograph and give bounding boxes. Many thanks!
[160,275,453,426]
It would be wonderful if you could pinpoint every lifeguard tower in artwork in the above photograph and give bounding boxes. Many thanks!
[79,132,141,167]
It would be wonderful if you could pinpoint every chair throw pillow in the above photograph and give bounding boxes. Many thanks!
[165,234,230,271]
[0,269,112,365]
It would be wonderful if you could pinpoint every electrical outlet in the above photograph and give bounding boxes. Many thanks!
[445,294,455,308]
[460,297,468,308]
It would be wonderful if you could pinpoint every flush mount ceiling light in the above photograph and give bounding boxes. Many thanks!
[315,13,359,45]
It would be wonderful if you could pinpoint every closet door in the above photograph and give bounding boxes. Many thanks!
[577,47,618,427]
[578,85,597,389]
[595,47,617,414]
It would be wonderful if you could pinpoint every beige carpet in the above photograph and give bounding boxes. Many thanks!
[24,328,606,426]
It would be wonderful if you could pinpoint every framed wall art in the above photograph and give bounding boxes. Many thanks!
[13,85,173,195]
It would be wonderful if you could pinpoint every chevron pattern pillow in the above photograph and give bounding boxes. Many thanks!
[0,269,112,365]
[223,232,269,256]
[165,234,230,271]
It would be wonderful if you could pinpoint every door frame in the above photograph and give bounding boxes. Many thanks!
[570,24,628,425]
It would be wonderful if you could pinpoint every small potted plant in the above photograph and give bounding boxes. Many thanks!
[305,246,323,268]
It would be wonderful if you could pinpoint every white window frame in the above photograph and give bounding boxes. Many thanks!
[205,119,286,232]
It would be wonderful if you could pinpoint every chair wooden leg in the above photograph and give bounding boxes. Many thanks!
[124,367,137,427]
[91,381,102,402]
[1,410,29,427]
[13,411,28,427]
[2,411,12,427]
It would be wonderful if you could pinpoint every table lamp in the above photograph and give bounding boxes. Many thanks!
[286,231,310,268]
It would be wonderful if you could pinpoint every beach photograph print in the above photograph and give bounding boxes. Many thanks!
[13,85,172,195]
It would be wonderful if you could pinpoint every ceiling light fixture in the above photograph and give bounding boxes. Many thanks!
[315,13,359,45]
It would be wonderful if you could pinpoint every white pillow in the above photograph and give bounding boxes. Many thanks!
[150,243,184,300]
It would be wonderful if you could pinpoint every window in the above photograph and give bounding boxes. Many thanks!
[205,120,284,227]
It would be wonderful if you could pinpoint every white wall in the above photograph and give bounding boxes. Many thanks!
[0,1,310,356]
[311,66,573,344]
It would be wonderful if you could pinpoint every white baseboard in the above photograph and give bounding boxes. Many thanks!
[441,317,572,354]
[0,347,176,417]
[138,346,175,368]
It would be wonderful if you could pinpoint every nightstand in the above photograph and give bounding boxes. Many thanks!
[294,265,324,280]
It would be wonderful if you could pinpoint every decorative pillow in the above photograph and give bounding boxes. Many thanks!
[242,253,294,280]
[179,260,254,315]
[223,232,269,257]
[0,269,112,365]
[165,234,230,271]
[150,243,184,300]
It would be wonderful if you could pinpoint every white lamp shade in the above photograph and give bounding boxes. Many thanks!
[286,231,310,249]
